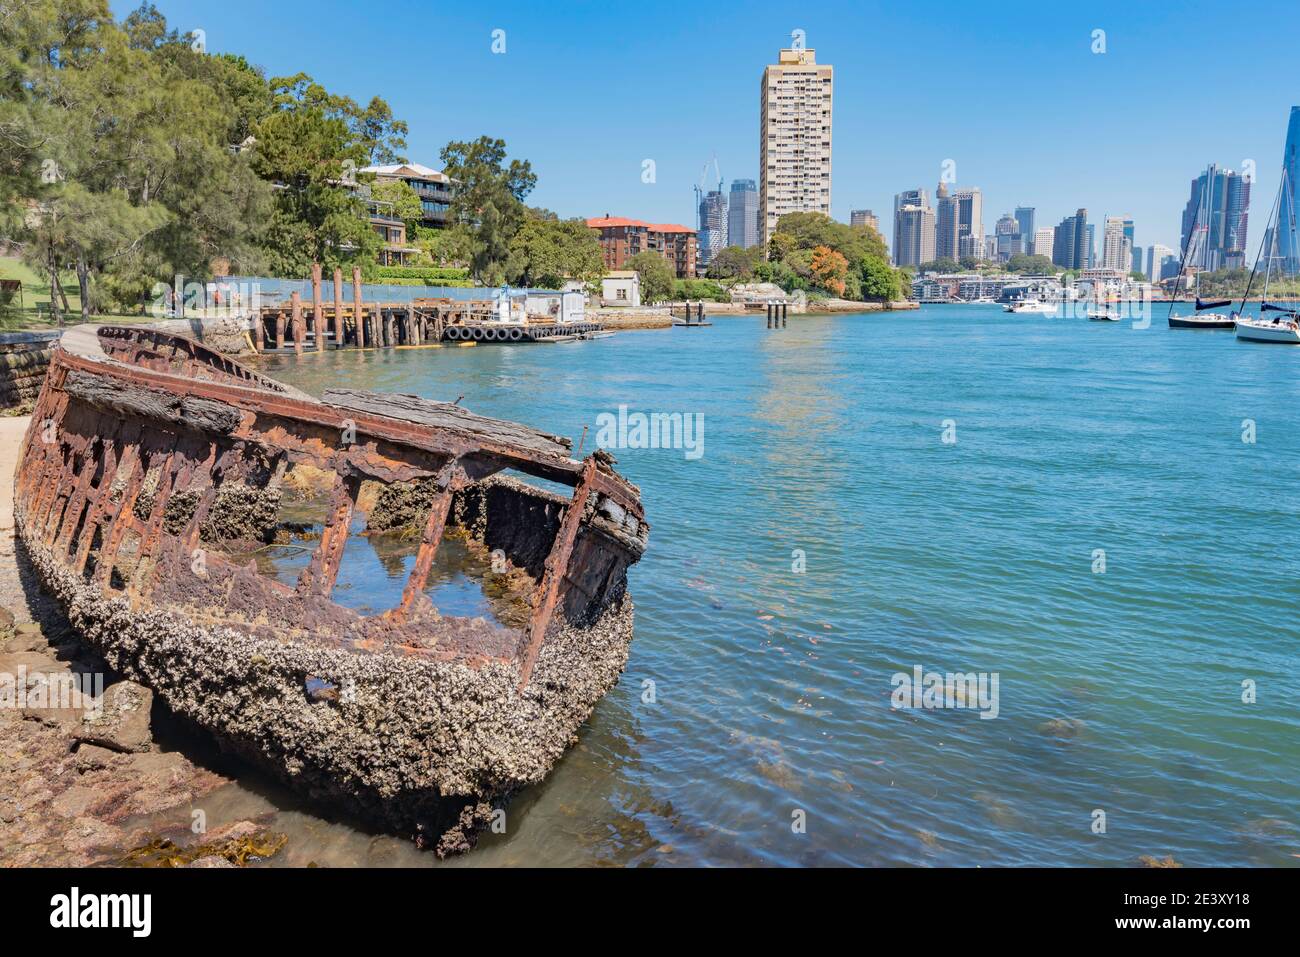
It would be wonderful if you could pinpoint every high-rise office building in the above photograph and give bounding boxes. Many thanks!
[893,188,932,266]
[850,209,879,231]
[994,213,1022,262]
[1180,164,1251,271]
[1102,217,1128,272]
[956,189,983,259]
[727,179,759,249]
[1123,218,1141,274]
[697,189,727,267]
[1014,207,1035,255]
[935,182,957,260]
[1033,227,1054,258]
[1280,106,1300,274]
[1052,209,1089,270]
[1086,224,1096,268]
[759,47,833,246]
[1147,243,1177,282]
[894,204,935,268]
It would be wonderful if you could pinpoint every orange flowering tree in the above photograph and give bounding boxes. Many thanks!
[809,245,848,297]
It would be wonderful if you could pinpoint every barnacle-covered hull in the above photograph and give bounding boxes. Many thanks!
[14,325,648,854]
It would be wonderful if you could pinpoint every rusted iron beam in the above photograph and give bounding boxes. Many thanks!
[56,342,644,515]
[296,472,360,597]
[517,457,598,689]
[391,466,459,624]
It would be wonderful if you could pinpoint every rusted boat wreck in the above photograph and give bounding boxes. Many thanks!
[14,324,647,854]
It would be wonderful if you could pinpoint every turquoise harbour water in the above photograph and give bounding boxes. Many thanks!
[245,304,1300,867]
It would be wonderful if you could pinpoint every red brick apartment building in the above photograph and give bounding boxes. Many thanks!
[586,216,697,278]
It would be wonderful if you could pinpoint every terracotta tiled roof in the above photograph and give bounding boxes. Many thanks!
[587,216,695,234]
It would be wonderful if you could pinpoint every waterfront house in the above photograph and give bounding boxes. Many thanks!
[600,271,641,307]
[361,162,456,230]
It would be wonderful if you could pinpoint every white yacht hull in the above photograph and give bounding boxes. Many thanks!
[1235,317,1300,343]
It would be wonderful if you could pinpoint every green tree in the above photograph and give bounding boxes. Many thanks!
[1005,253,1059,274]
[859,255,903,302]
[439,136,536,285]
[252,74,377,275]
[706,245,762,280]
[625,251,675,304]
[372,179,423,234]
[772,211,889,264]
[506,217,603,290]
[919,258,962,274]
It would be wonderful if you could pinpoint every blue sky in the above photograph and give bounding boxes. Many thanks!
[119,0,1298,253]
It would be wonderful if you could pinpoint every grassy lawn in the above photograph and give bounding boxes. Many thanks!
[0,255,149,331]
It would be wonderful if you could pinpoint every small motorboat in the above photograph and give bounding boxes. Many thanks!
[1086,304,1122,322]
[1005,298,1058,315]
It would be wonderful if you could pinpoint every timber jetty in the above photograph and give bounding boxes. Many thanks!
[14,323,648,854]
[252,265,603,354]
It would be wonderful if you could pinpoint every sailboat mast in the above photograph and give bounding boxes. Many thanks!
[1169,177,1205,319]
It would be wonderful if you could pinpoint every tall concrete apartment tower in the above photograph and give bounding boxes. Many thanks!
[759,46,833,248]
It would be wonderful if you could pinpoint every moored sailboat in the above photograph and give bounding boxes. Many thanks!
[1234,167,1300,344]
[1168,178,1236,329]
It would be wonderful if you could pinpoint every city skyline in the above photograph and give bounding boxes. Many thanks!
[118,0,1300,252]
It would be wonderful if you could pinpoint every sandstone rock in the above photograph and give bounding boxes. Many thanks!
[126,750,187,783]
[186,855,236,868]
[74,681,153,753]
[205,820,261,844]
[73,744,119,773]
[51,785,100,819]
[3,633,52,654]
[0,650,67,676]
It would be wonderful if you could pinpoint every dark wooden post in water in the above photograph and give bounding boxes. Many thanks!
[274,308,286,349]
[351,268,364,348]
[766,303,773,328]
[290,291,304,356]
[253,310,264,352]
[311,263,324,351]
[332,268,343,348]
[782,302,788,327]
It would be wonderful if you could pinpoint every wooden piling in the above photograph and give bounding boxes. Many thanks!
[290,291,304,356]
[333,268,344,347]
[352,267,364,348]
[311,263,324,351]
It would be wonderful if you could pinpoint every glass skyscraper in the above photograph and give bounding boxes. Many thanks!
[1280,106,1300,274]
[1179,164,1251,271]
[727,179,759,249]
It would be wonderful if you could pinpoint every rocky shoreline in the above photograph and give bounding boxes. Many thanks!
[0,416,287,867]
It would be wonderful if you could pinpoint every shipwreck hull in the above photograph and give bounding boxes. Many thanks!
[13,325,648,854]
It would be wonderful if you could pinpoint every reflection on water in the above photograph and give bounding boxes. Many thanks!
[125,310,1300,866]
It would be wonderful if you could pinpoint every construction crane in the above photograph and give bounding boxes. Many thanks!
[695,154,724,265]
